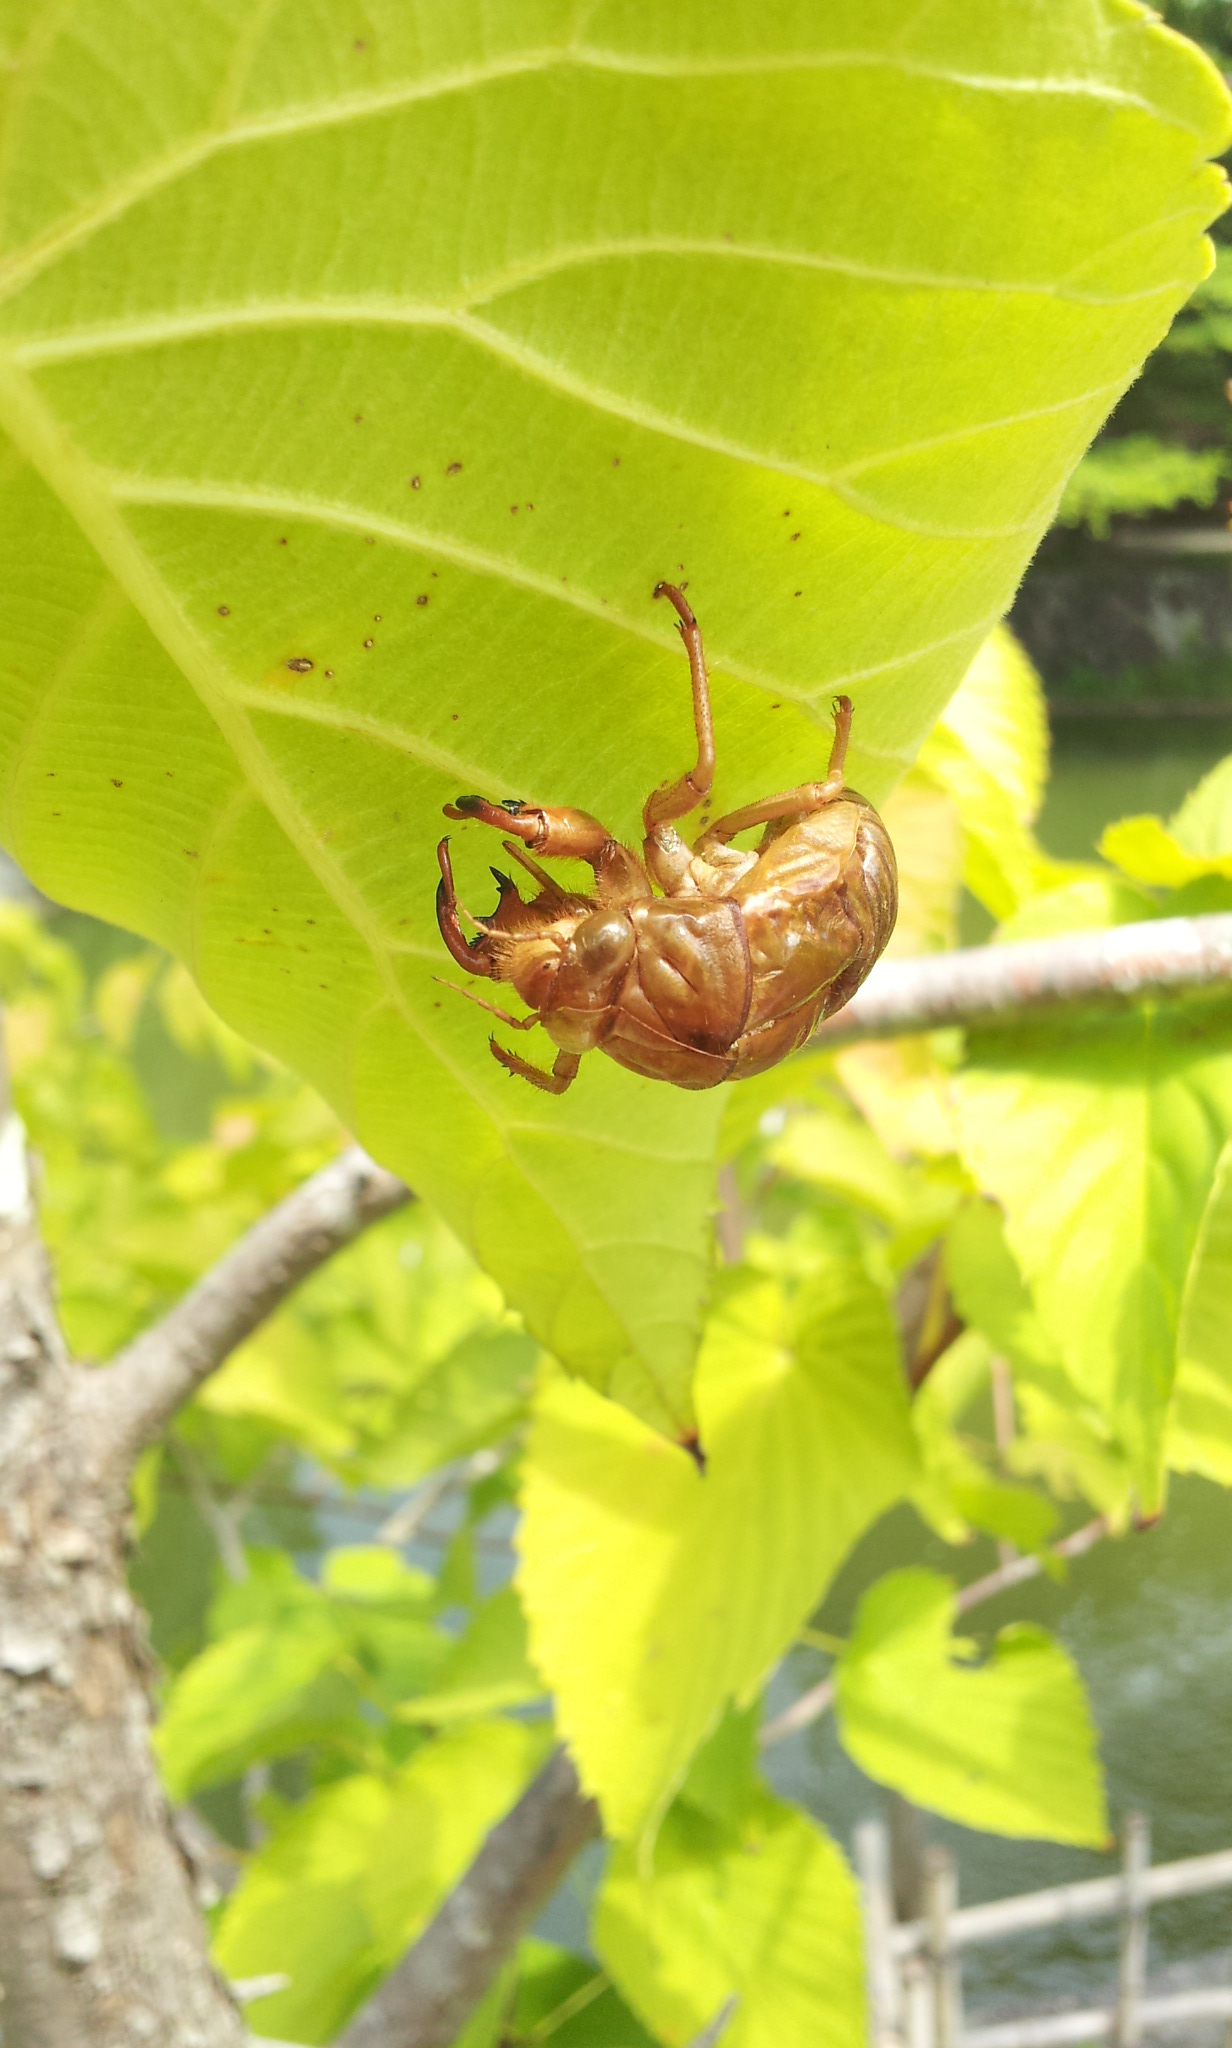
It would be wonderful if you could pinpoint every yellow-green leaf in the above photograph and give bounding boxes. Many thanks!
[919,627,1056,919]
[214,1719,551,2044]
[955,1006,1232,1510]
[517,1254,917,1839]
[0,0,1227,1432]
[1168,1138,1232,1484]
[596,1791,865,2048]
[835,1568,1107,1845]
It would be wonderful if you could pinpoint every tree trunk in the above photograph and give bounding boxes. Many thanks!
[0,1201,244,2047]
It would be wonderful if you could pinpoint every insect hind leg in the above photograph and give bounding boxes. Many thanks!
[697,695,856,848]
[643,582,716,833]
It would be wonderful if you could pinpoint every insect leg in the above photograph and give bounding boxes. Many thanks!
[827,694,854,787]
[489,1040,582,1094]
[697,696,857,847]
[643,582,716,832]
[444,796,646,903]
[432,977,541,1030]
[436,838,495,973]
[500,838,564,895]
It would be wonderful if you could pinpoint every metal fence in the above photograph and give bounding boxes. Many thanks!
[855,1815,1232,2048]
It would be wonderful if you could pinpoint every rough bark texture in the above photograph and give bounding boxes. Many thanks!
[0,1137,245,2046]
[89,1143,410,1482]
[338,1748,600,2048]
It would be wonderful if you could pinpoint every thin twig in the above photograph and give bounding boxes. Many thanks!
[78,1144,410,1481]
[338,1746,600,2048]
[813,913,1232,1047]
[758,1515,1110,1749]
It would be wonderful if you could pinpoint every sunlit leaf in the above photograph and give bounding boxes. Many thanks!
[509,1941,659,2048]
[200,1206,535,1482]
[596,1788,865,2048]
[157,1605,359,1800]
[956,999,1232,1511]
[918,627,1056,919]
[1101,751,1232,886]
[0,0,1226,1430]
[946,1198,1133,1522]
[834,1567,1107,1845]
[1168,1138,1232,1484]
[878,772,963,957]
[214,1718,551,2044]
[400,1584,544,1724]
[910,1329,1059,1551]
[517,1252,917,1839]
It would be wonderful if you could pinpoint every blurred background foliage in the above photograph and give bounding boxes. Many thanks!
[1054,1,1232,539]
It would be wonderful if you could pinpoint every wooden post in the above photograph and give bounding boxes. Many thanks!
[855,1817,902,2048]
[889,1793,929,1923]
[1116,1811,1151,2048]
[924,1844,962,2048]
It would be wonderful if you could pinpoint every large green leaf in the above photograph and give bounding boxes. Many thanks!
[0,1,1226,1431]
[946,1199,1134,1522]
[596,1789,865,2048]
[918,628,1057,920]
[956,998,1232,1511]
[1168,1137,1232,1484]
[517,1251,918,1839]
[834,1568,1108,1845]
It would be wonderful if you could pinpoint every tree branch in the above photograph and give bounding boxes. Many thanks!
[813,912,1232,1047]
[82,1144,410,1480]
[338,1746,600,2048]
[757,1515,1110,1748]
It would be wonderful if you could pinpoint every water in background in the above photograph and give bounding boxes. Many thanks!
[764,1479,1232,2015]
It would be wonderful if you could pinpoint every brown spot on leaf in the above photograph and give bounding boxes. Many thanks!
[217,604,230,616]
[286,656,314,674]
[410,475,422,489]
[446,461,463,475]
[416,594,428,606]
[363,637,374,649]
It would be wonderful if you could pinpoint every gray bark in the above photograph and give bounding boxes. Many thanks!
[338,1748,599,2048]
[87,1144,410,1482]
[0,1114,245,2046]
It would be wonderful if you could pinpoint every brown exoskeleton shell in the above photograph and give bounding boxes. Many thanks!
[435,584,897,1094]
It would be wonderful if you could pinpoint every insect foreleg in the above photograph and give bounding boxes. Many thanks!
[443,795,646,902]
[436,837,494,972]
[489,1040,581,1094]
